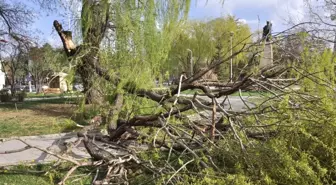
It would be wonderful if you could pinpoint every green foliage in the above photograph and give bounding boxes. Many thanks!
[119,94,163,119]
[166,16,252,80]
[96,0,191,90]
[129,46,336,185]
[28,43,68,93]
[0,162,92,185]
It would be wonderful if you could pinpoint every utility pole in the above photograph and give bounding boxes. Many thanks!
[333,29,336,54]
[187,49,193,77]
[230,31,234,83]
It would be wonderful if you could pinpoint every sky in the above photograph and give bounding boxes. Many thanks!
[27,0,307,46]
[188,0,306,31]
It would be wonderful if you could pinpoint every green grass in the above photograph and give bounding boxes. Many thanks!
[26,93,59,98]
[0,163,93,185]
[0,97,86,138]
[180,89,202,95]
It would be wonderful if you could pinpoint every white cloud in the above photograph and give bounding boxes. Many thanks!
[191,0,306,32]
[237,19,247,24]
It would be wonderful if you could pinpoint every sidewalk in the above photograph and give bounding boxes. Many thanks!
[0,133,90,166]
[25,95,83,101]
[0,95,83,105]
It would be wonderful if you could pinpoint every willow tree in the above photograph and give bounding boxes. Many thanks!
[166,16,252,81]
[53,0,191,104]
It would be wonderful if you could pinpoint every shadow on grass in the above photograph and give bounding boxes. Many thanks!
[0,97,81,110]
[0,97,94,137]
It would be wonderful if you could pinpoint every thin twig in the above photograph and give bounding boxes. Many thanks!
[165,159,194,185]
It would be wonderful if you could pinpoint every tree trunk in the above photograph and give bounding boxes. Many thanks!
[36,78,42,94]
[76,51,103,104]
[10,75,15,96]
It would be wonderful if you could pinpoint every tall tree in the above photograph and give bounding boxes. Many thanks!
[51,0,191,104]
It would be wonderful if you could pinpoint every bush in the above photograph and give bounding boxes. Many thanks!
[0,89,11,102]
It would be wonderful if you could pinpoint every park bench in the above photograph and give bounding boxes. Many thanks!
[43,88,62,94]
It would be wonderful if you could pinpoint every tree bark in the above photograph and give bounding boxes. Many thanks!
[37,78,43,94]
[76,49,104,104]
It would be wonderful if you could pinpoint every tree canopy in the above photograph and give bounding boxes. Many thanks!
[166,16,252,81]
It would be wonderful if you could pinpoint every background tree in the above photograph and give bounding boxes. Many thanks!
[166,16,252,81]
[1,43,27,94]
[27,43,63,93]
[0,0,34,47]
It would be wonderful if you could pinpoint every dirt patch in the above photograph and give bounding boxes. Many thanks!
[31,104,78,118]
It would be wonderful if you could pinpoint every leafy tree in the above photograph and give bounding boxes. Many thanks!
[166,16,252,81]
[27,43,64,93]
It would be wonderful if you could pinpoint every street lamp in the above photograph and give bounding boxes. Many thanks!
[230,31,234,83]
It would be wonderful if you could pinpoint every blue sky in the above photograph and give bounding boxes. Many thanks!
[27,0,306,46]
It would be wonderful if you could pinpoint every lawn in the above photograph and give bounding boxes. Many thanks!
[0,163,93,185]
[0,98,86,138]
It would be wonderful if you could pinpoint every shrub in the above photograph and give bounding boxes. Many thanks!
[0,89,11,102]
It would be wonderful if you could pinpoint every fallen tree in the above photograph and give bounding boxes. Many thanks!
[3,31,336,184]
[3,1,336,184]
[42,18,336,184]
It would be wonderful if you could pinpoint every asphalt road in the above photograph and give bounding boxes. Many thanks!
[182,95,256,112]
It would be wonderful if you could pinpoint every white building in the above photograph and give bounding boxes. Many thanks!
[0,61,5,90]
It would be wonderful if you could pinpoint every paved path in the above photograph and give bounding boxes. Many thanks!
[25,95,82,101]
[0,133,89,166]
[181,95,256,112]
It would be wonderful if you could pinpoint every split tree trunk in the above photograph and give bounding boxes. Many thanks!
[53,0,110,104]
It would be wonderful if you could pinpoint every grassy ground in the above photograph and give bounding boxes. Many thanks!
[0,163,93,185]
[0,98,87,138]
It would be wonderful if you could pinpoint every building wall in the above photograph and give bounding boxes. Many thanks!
[0,62,5,89]
[49,72,69,92]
